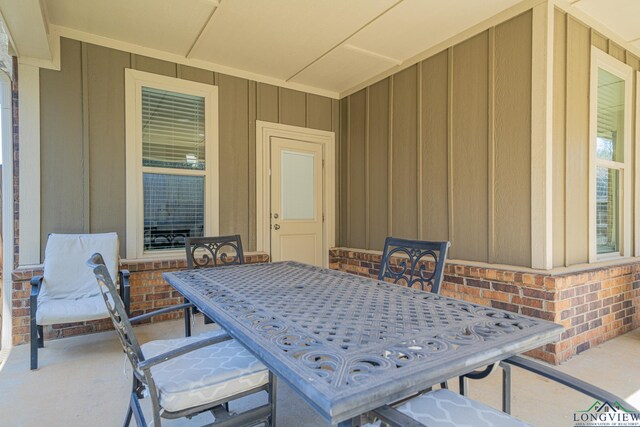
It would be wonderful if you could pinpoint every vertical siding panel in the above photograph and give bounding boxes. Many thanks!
[591,30,608,52]
[133,55,177,77]
[248,81,257,251]
[451,32,489,262]
[40,38,85,257]
[608,41,626,62]
[218,74,250,243]
[565,17,590,265]
[178,65,215,85]
[257,83,279,123]
[368,79,390,250]
[306,94,333,131]
[332,99,340,244]
[86,44,130,258]
[391,65,418,239]
[421,52,449,242]
[348,90,367,248]
[279,88,306,126]
[493,12,532,266]
[339,98,349,246]
[627,54,640,71]
[553,10,567,267]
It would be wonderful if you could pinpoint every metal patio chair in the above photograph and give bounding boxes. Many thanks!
[30,232,130,370]
[378,237,450,293]
[183,235,245,335]
[370,356,638,426]
[87,253,275,427]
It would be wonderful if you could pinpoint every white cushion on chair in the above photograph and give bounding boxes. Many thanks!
[395,389,531,427]
[141,330,269,413]
[41,233,119,301]
[36,295,110,325]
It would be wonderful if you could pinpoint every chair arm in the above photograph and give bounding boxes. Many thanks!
[30,276,43,295]
[30,276,43,312]
[503,356,638,412]
[138,332,232,371]
[129,302,195,324]
[118,269,131,315]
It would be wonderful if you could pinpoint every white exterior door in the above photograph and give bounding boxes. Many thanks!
[270,137,324,266]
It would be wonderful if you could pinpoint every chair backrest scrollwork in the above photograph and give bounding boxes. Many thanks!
[185,235,245,269]
[378,237,450,293]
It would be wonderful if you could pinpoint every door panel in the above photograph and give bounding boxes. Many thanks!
[271,137,323,266]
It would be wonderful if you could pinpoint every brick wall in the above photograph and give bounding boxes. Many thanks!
[10,254,269,345]
[329,248,640,364]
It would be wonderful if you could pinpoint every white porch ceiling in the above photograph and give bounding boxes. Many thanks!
[571,0,640,51]
[40,0,523,95]
[5,0,640,96]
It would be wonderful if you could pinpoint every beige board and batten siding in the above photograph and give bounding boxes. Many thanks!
[39,38,338,260]
[552,10,640,268]
[339,11,532,267]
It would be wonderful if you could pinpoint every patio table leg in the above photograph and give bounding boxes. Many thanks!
[501,361,512,414]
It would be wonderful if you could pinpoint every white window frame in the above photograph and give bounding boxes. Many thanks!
[637,70,640,256]
[588,47,633,262]
[124,69,219,260]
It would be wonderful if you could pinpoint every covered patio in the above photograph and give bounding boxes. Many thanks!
[0,319,639,425]
[0,0,639,426]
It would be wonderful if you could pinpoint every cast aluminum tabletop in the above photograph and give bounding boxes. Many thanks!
[163,261,563,425]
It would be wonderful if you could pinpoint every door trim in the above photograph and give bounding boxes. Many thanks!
[256,121,335,267]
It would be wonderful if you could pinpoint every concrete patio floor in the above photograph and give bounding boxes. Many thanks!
[0,318,638,427]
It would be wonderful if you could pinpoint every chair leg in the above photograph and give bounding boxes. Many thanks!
[269,372,277,426]
[183,298,192,337]
[123,400,133,427]
[459,376,468,396]
[30,319,38,370]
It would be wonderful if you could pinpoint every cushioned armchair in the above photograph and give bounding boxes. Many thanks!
[30,233,129,370]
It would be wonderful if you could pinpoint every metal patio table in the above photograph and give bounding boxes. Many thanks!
[163,261,563,426]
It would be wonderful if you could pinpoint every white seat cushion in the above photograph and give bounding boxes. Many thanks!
[36,295,110,325]
[395,389,531,427]
[41,233,119,301]
[141,331,269,413]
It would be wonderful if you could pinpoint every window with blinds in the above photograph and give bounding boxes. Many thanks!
[141,86,207,251]
[142,87,205,170]
[589,48,633,261]
[595,68,625,255]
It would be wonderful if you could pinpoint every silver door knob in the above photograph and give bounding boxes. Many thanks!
[274,224,280,230]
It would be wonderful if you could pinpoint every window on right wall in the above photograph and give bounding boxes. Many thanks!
[589,47,633,262]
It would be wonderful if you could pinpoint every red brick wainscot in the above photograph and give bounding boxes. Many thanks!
[329,248,640,364]
[10,253,270,346]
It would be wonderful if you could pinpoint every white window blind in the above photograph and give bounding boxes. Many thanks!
[142,87,205,170]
